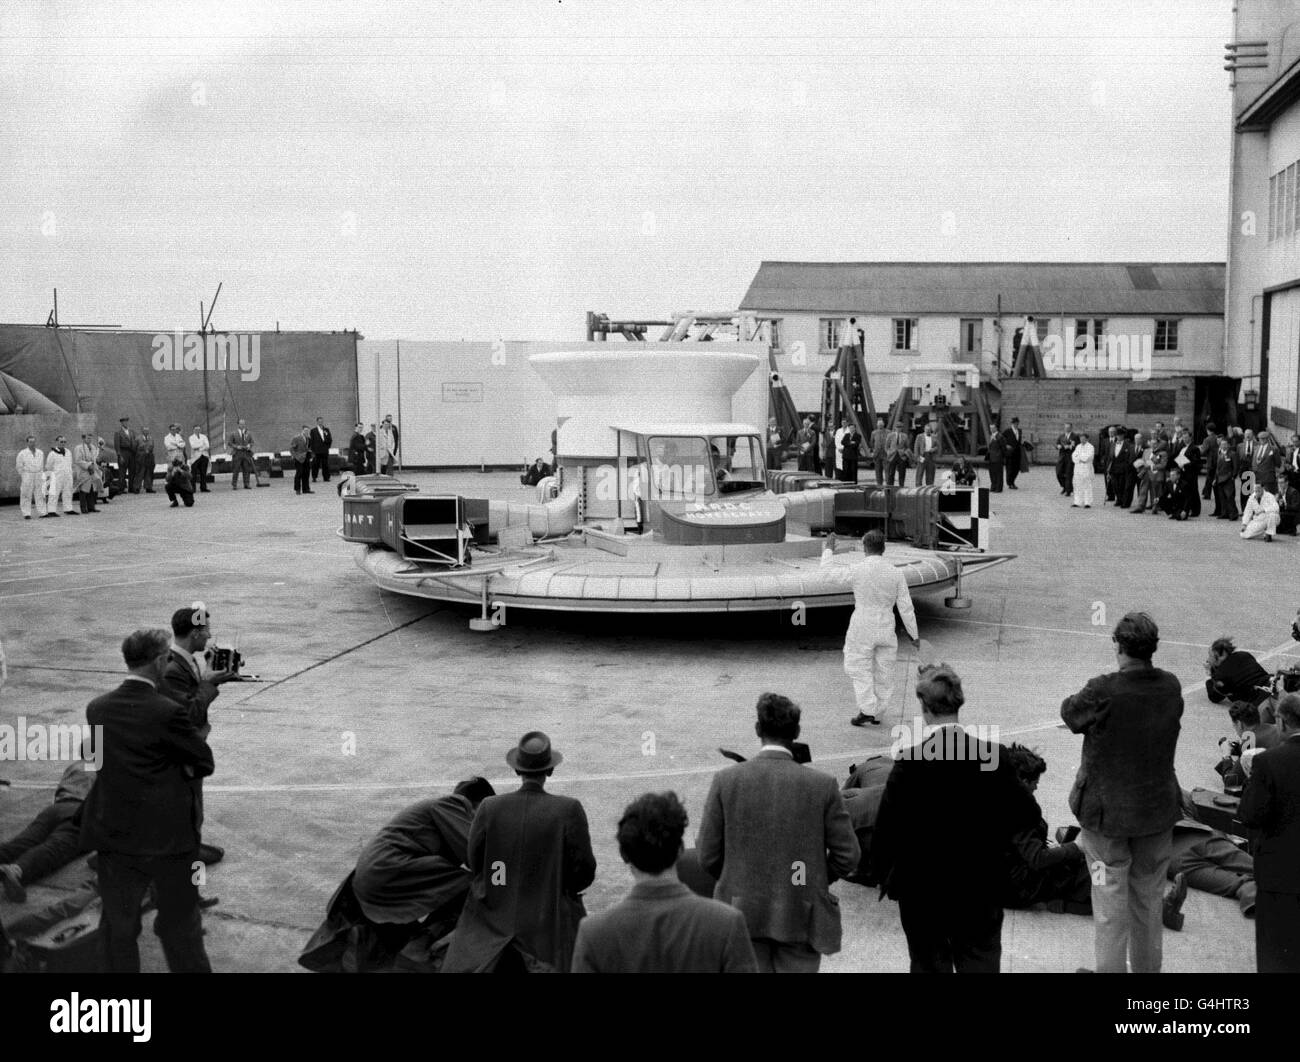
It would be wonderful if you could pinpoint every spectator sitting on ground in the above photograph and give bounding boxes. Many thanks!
[1000,744,1091,916]
[1277,470,1299,536]
[520,456,551,487]
[0,760,95,903]
[950,453,977,487]
[1205,637,1272,708]
[1229,699,1282,751]
[1158,466,1194,521]
[571,791,757,973]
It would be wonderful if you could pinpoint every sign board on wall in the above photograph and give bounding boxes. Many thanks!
[441,382,484,403]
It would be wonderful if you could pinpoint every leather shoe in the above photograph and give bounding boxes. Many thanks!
[1163,871,1188,931]
[198,894,220,910]
[850,713,880,727]
[198,842,225,865]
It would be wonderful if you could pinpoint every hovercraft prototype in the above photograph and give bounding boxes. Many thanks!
[341,347,1013,627]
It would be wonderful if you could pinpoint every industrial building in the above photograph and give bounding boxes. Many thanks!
[740,260,1227,454]
[1224,0,1300,437]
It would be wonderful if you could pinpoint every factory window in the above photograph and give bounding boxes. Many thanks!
[892,318,918,351]
[819,318,845,354]
[768,319,783,353]
[1035,317,1051,342]
[1075,318,1107,351]
[1270,173,1278,241]
[1154,318,1179,352]
[1288,163,1297,236]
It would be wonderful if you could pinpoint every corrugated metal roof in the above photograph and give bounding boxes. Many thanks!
[738,262,1224,316]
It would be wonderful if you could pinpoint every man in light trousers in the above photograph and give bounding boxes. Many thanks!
[1061,611,1182,972]
[822,529,919,728]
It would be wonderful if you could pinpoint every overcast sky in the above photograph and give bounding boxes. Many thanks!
[1,0,1232,341]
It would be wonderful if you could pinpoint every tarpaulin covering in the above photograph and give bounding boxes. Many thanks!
[0,325,358,455]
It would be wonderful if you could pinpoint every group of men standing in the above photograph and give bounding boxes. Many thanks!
[1047,418,1300,539]
[15,431,114,518]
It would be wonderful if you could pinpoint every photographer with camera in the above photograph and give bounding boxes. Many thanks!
[1205,637,1272,709]
[160,604,238,870]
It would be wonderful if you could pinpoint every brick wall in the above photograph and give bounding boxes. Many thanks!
[999,377,1199,462]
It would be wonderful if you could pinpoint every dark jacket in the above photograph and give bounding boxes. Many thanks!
[349,432,367,467]
[1061,664,1183,836]
[309,425,332,455]
[165,465,194,494]
[353,793,475,924]
[1003,798,1085,907]
[159,649,217,738]
[1158,476,1195,516]
[79,678,214,857]
[987,434,1005,465]
[1206,650,1272,707]
[1239,735,1300,893]
[872,728,1031,903]
[697,749,860,955]
[571,879,757,973]
[442,779,596,973]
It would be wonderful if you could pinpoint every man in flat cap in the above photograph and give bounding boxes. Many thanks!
[442,731,596,973]
[113,416,135,496]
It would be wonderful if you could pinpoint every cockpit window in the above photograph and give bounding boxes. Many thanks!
[710,436,765,492]
[648,437,715,497]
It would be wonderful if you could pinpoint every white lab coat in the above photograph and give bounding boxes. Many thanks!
[44,446,75,512]
[1072,440,1095,506]
[822,549,919,717]
[16,447,46,517]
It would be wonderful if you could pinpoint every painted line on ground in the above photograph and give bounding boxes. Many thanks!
[0,569,267,601]
[0,719,1072,795]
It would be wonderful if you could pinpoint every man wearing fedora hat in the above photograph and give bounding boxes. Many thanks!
[697,693,860,972]
[442,731,596,973]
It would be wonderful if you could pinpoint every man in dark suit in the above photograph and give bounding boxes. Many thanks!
[986,429,1005,492]
[133,427,157,493]
[1106,429,1136,508]
[442,732,596,973]
[1002,418,1025,489]
[348,422,368,474]
[112,416,135,496]
[1061,611,1183,973]
[572,791,756,973]
[309,416,333,483]
[290,425,313,495]
[872,665,1030,972]
[1239,693,1300,971]
[696,693,860,973]
[1158,466,1195,520]
[79,629,215,972]
[1055,422,1077,496]
[228,419,255,489]
[159,603,236,873]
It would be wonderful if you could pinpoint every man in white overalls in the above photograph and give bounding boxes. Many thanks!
[822,529,920,727]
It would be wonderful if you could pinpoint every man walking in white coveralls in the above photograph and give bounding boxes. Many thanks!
[822,529,919,727]
[15,435,47,519]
